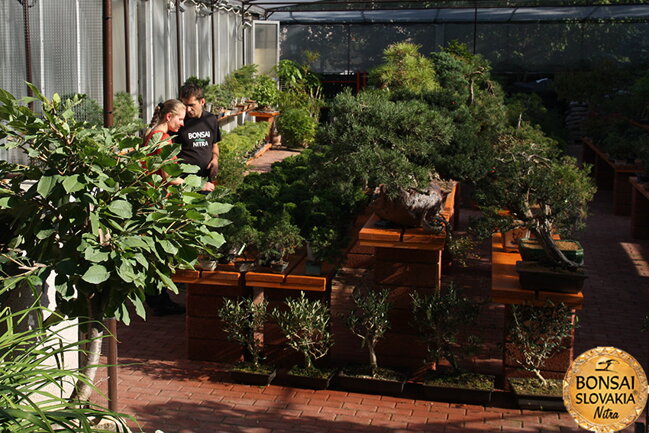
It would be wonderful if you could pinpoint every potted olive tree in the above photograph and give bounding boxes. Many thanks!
[477,128,596,292]
[338,288,407,395]
[507,301,578,410]
[271,292,335,389]
[411,286,494,405]
[218,297,275,386]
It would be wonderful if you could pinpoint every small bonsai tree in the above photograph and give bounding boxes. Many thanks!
[271,291,333,371]
[368,42,439,94]
[410,286,480,371]
[347,288,392,378]
[477,127,596,269]
[251,75,280,111]
[113,91,146,134]
[218,297,268,369]
[276,108,317,148]
[259,213,303,265]
[306,226,338,264]
[508,301,578,385]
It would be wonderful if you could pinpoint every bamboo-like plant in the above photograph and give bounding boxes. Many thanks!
[271,292,333,371]
[347,288,392,378]
[508,301,577,385]
[0,284,131,432]
[218,297,268,370]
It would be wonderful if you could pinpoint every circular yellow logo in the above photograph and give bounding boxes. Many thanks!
[564,347,648,432]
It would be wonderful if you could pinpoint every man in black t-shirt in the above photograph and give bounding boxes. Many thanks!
[176,83,220,192]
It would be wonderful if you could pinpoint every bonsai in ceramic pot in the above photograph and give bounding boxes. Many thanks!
[476,127,596,290]
[410,286,494,405]
[270,292,335,389]
[340,287,408,395]
[218,297,276,386]
[304,226,338,276]
[258,213,303,274]
[507,301,578,410]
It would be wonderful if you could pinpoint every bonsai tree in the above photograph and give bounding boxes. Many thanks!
[306,226,338,264]
[218,297,268,370]
[205,83,236,113]
[112,91,146,134]
[410,285,480,371]
[346,288,392,378]
[276,108,318,148]
[0,87,229,399]
[251,75,280,111]
[508,301,577,386]
[368,42,439,94]
[476,127,596,269]
[271,291,333,371]
[258,212,303,266]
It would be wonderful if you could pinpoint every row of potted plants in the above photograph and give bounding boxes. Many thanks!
[216,286,576,408]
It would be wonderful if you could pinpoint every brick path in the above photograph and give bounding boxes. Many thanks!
[94,150,648,433]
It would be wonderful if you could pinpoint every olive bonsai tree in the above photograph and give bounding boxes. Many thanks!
[346,288,393,378]
[218,297,269,370]
[271,291,333,373]
[0,87,230,399]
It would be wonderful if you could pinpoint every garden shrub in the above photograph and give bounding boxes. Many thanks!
[276,108,317,148]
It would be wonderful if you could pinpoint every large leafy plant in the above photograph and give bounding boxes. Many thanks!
[0,86,230,397]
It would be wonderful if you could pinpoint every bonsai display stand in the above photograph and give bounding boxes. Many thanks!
[630,177,649,239]
[490,233,583,386]
[582,137,641,216]
[358,181,457,289]
[172,266,247,363]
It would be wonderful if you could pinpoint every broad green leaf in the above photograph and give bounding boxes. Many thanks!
[122,236,149,250]
[62,175,84,194]
[117,260,136,283]
[35,229,55,240]
[89,211,100,236]
[162,163,182,177]
[81,264,110,284]
[156,270,177,294]
[205,217,231,228]
[199,232,225,248]
[83,247,109,263]
[133,253,149,270]
[185,209,203,221]
[184,175,202,188]
[36,176,55,198]
[131,294,146,320]
[158,240,178,255]
[179,163,199,174]
[108,200,132,219]
[207,202,233,216]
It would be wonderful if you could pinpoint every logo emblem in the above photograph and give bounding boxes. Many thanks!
[564,347,648,432]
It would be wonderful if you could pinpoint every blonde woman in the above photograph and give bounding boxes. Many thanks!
[144,99,186,186]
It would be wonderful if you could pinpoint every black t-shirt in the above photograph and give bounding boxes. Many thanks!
[175,111,220,178]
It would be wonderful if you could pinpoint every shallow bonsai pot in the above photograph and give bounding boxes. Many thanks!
[197,257,218,271]
[234,259,255,273]
[270,260,288,274]
[518,238,584,265]
[421,371,494,405]
[509,378,565,411]
[336,366,407,396]
[515,261,587,293]
[304,260,322,276]
[285,367,337,390]
[230,366,277,386]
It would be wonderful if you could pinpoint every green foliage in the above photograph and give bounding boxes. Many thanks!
[0,86,230,325]
[112,91,146,134]
[62,94,103,127]
[271,292,333,370]
[0,285,131,432]
[251,75,280,110]
[347,288,392,377]
[218,297,268,368]
[258,212,303,264]
[276,108,317,148]
[225,65,258,100]
[509,301,577,385]
[275,59,323,118]
[218,202,259,259]
[204,83,236,111]
[216,121,270,191]
[475,126,595,268]
[411,286,481,371]
[306,226,338,263]
[183,75,211,90]
[369,42,439,94]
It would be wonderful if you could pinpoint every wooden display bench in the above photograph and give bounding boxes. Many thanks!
[630,177,649,239]
[172,266,247,363]
[581,137,642,216]
[491,233,583,385]
[358,182,457,289]
[248,111,280,123]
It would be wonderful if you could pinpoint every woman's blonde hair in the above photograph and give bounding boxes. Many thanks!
[146,99,185,135]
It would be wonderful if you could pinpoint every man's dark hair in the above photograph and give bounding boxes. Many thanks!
[179,83,204,100]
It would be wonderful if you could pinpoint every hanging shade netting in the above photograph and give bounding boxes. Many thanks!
[260,3,649,74]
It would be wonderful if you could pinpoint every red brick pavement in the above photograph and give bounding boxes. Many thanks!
[94,165,648,432]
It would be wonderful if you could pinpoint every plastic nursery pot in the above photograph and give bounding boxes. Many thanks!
[508,377,565,411]
[518,238,584,265]
[515,261,587,293]
[270,260,288,274]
